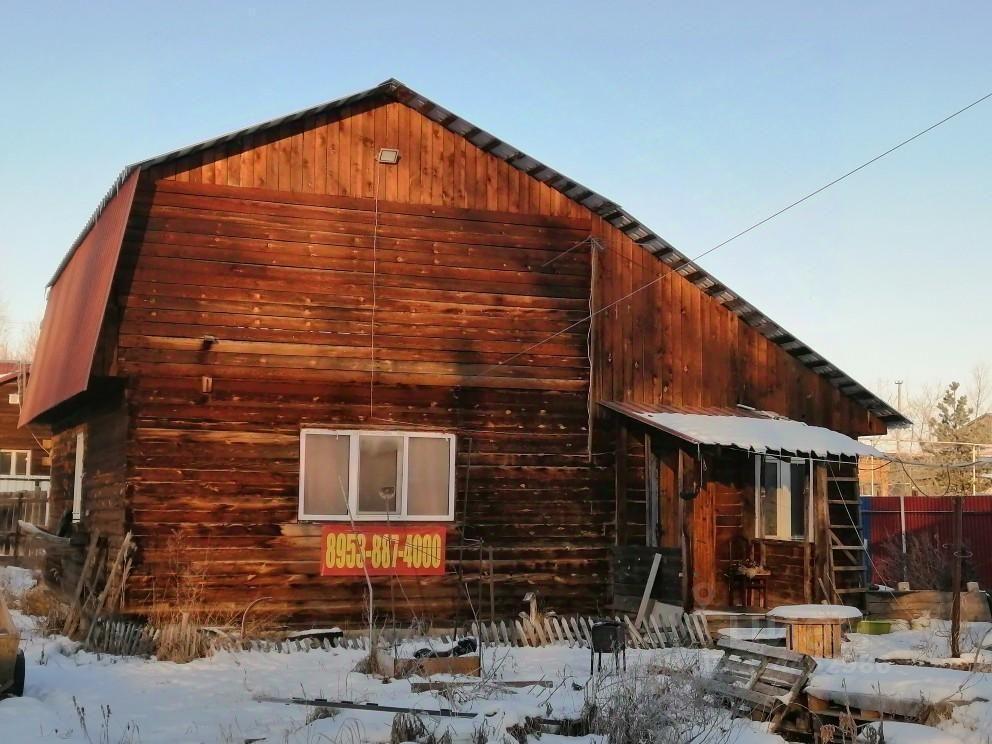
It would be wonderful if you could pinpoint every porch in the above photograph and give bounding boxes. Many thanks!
[604,402,880,613]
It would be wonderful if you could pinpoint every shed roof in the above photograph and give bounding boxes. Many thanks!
[603,401,884,459]
[32,79,908,426]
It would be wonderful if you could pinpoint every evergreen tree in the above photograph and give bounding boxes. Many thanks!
[925,382,974,495]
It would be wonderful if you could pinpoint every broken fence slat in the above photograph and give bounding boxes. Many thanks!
[649,616,667,649]
[513,619,528,647]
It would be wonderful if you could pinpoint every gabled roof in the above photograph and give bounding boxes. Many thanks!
[38,79,909,427]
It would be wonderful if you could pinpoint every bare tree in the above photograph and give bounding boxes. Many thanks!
[16,318,41,364]
[968,362,991,418]
[0,298,13,360]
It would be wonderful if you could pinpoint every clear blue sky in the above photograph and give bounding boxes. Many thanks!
[1,2,989,406]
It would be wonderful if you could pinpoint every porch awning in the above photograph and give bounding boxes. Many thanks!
[601,402,886,459]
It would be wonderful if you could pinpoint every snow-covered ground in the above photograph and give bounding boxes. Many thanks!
[3,565,991,744]
[0,568,782,744]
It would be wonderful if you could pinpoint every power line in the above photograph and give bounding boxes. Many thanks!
[471,89,992,377]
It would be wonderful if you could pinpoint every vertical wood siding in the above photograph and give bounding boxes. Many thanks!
[590,215,886,437]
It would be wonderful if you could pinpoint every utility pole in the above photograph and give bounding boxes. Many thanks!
[950,494,963,658]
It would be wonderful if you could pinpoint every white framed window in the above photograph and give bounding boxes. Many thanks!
[299,429,456,522]
[72,431,85,523]
[755,455,809,541]
[0,450,30,477]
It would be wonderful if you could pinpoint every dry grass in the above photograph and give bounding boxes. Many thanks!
[21,583,55,616]
[389,712,452,744]
[562,656,738,744]
[150,531,279,662]
[873,532,979,590]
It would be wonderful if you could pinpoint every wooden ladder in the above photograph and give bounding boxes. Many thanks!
[825,470,867,605]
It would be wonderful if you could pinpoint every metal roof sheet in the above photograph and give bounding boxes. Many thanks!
[603,401,885,459]
[40,79,909,426]
[20,171,139,426]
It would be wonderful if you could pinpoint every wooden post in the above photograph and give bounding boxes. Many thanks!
[679,448,697,612]
[615,421,629,545]
[487,546,495,624]
[812,464,830,603]
[951,494,963,658]
[12,493,24,564]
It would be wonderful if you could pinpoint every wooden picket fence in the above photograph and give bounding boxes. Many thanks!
[82,611,715,658]
[471,610,713,650]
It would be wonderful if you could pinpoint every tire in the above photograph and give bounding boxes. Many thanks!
[10,651,25,697]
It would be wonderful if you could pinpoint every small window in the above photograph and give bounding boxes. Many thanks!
[0,450,30,477]
[756,456,808,541]
[299,430,455,521]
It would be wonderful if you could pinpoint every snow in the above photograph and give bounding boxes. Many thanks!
[717,627,786,642]
[861,721,966,744]
[640,412,884,458]
[0,622,773,744]
[766,604,863,621]
[0,565,37,599]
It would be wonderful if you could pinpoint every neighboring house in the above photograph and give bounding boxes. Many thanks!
[21,80,907,627]
[0,366,50,494]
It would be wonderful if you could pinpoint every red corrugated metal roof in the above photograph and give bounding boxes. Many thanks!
[18,171,139,425]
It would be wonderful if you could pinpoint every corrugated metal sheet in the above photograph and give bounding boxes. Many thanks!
[38,78,907,427]
[862,495,992,589]
[602,401,879,457]
[19,171,139,426]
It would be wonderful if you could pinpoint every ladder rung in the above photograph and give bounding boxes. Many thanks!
[832,566,865,572]
[834,587,867,594]
[828,499,860,505]
[829,524,860,529]
[827,476,860,482]
[831,545,865,550]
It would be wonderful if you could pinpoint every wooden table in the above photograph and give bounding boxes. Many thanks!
[766,604,862,658]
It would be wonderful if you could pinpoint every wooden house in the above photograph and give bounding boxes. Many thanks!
[20,80,907,627]
[0,366,50,494]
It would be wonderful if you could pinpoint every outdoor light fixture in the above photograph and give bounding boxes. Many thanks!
[377,148,400,164]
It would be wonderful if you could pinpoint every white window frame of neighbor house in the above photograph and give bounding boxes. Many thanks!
[755,454,810,541]
[0,449,31,477]
[298,429,456,522]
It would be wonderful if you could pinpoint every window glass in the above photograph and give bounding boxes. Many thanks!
[408,437,450,516]
[760,459,780,538]
[303,434,350,517]
[358,435,402,514]
[13,452,28,476]
[0,451,11,475]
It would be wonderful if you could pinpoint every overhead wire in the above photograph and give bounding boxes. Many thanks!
[466,89,992,379]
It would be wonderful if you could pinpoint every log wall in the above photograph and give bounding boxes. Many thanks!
[112,129,610,624]
[43,93,886,625]
[0,378,50,482]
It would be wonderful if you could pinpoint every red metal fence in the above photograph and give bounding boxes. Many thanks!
[862,496,992,589]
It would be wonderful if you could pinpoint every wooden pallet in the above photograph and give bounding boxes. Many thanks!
[703,637,816,732]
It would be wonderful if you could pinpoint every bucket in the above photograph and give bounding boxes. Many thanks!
[856,620,891,635]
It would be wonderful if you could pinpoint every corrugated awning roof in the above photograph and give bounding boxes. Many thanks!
[603,401,885,459]
[37,78,909,426]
